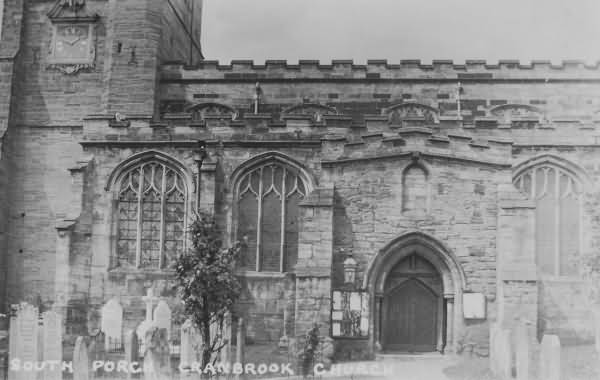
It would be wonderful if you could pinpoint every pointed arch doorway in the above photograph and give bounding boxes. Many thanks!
[383,254,443,352]
[364,232,466,354]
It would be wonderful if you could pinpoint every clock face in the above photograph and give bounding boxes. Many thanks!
[54,25,89,60]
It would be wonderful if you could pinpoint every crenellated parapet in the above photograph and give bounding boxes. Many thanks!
[161,59,600,81]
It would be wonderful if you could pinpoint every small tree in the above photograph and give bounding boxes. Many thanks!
[173,212,242,370]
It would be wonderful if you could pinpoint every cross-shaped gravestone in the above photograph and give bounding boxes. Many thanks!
[142,288,158,322]
[137,288,159,356]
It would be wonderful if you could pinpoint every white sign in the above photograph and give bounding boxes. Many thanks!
[463,293,486,319]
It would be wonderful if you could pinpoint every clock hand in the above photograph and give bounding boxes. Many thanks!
[64,37,81,46]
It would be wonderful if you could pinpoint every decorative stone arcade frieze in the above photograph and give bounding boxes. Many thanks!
[294,188,335,336]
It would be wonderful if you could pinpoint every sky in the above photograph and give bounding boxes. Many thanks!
[201,0,600,64]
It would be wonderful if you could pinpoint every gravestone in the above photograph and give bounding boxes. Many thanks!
[42,311,62,380]
[8,305,19,380]
[137,288,158,355]
[87,331,106,379]
[180,319,200,369]
[101,299,123,352]
[124,330,139,380]
[515,323,530,380]
[153,301,172,341]
[539,334,561,380]
[73,336,90,380]
[143,327,170,380]
[18,303,39,380]
[235,318,246,380]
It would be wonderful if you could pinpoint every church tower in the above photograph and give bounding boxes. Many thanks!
[102,0,204,116]
[0,0,204,314]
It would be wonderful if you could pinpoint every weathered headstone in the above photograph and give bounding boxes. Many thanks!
[143,327,170,380]
[87,331,106,379]
[235,318,246,380]
[100,298,123,352]
[73,336,90,380]
[515,323,530,380]
[8,305,19,380]
[124,330,139,380]
[137,288,158,355]
[539,334,561,380]
[153,301,172,341]
[17,303,39,380]
[180,319,200,369]
[42,311,62,380]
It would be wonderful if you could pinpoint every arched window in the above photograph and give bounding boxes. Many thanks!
[402,164,428,213]
[235,161,307,272]
[115,162,187,269]
[514,163,582,276]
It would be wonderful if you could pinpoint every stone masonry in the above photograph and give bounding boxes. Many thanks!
[1,0,600,359]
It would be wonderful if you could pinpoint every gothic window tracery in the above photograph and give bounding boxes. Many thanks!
[236,161,307,272]
[116,162,186,269]
[514,163,582,276]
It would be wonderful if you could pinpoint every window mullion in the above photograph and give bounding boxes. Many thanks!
[531,168,536,200]
[158,166,167,269]
[554,168,560,276]
[280,168,287,273]
[135,166,144,268]
[256,168,263,272]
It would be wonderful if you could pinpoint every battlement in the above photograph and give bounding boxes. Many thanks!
[161,59,600,81]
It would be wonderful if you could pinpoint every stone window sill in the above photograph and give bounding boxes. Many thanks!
[108,267,176,278]
[331,336,369,340]
[235,270,291,279]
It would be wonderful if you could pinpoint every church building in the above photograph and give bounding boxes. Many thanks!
[1,0,600,358]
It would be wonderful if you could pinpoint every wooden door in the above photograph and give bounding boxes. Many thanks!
[382,254,441,352]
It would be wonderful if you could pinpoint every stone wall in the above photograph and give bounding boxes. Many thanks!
[0,0,25,313]
[4,126,83,306]
[2,5,600,352]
